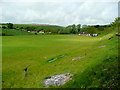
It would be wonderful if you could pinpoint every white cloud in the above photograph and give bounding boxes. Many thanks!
[0,0,119,2]
[0,1,118,26]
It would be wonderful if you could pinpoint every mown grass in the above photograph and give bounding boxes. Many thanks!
[2,33,118,88]
[59,36,118,88]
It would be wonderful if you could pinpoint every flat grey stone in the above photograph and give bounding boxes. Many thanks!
[43,73,73,86]
[72,57,84,61]
[99,45,106,48]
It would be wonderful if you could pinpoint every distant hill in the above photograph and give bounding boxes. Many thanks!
[14,24,64,29]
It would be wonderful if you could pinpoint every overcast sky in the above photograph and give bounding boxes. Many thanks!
[0,0,119,26]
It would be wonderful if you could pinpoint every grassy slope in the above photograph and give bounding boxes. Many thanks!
[60,34,118,88]
[2,32,118,88]
[1,29,32,36]
[14,24,64,30]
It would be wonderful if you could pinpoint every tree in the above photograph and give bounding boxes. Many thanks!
[58,29,70,34]
[77,24,81,32]
[35,27,43,32]
[87,26,98,34]
[26,27,35,31]
[2,26,7,29]
[66,24,80,34]
[66,25,72,33]
[82,25,87,28]
[35,33,37,35]
[111,17,120,25]
[81,25,88,32]
[71,24,76,34]
[7,23,13,29]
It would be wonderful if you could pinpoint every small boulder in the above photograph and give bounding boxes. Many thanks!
[72,57,82,61]
[99,45,106,48]
[43,73,73,87]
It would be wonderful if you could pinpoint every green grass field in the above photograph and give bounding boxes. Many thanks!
[0,29,32,36]
[2,32,118,88]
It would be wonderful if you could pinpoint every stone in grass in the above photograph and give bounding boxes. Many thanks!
[43,73,73,87]
[99,45,106,48]
[72,57,82,61]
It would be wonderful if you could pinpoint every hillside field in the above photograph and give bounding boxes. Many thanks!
[2,32,118,88]
[0,29,33,36]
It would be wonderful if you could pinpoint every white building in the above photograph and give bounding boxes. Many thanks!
[79,32,91,36]
[39,31,44,33]
[92,34,98,36]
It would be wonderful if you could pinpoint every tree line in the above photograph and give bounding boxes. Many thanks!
[1,17,119,35]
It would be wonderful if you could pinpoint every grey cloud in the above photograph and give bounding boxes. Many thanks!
[0,1,118,26]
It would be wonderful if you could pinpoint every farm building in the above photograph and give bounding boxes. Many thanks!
[79,32,98,36]
[78,32,90,36]
[27,31,37,33]
[39,31,44,33]
[91,34,98,36]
